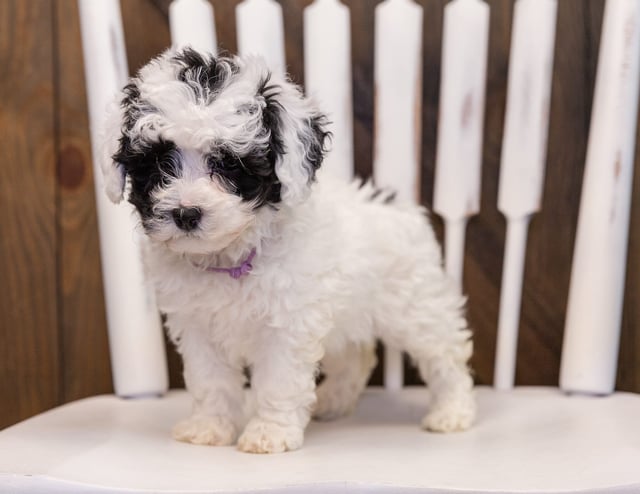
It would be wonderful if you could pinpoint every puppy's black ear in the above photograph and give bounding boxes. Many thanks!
[259,75,331,206]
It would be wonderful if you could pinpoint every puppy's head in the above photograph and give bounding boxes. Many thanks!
[101,48,329,254]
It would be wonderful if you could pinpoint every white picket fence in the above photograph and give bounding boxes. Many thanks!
[78,0,640,398]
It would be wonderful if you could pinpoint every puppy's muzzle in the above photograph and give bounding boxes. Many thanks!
[172,206,202,232]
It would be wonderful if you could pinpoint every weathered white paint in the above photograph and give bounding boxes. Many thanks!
[169,0,217,54]
[434,0,489,288]
[494,0,557,390]
[236,0,286,76]
[304,0,354,182]
[561,0,640,396]
[77,0,168,398]
[374,0,424,390]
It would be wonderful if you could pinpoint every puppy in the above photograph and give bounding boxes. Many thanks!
[101,47,475,454]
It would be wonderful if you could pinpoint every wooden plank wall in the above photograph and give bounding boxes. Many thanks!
[1,0,638,429]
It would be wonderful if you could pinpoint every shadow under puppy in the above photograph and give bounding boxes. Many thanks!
[101,47,475,454]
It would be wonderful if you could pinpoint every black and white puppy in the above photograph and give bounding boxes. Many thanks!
[101,48,475,453]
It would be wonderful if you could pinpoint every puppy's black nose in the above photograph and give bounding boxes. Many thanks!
[172,207,202,231]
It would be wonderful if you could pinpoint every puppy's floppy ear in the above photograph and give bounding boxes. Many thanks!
[99,93,128,203]
[260,76,331,206]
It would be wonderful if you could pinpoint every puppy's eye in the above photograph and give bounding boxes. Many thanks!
[208,155,241,174]
[220,158,239,171]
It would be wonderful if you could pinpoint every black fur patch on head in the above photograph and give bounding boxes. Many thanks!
[113,137,179,223]
[120,81,158,133]
[172,48,238,102]
[121,82,140,131]
[259,75,331,186]
[259,76,285,159]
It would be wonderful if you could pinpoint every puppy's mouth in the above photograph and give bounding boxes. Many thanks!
[166,235,233,255]
[164,224,251,255]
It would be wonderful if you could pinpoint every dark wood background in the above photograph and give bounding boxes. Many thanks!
[1,0,638,429]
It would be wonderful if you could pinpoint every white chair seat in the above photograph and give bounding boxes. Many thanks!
[1,386,639,493]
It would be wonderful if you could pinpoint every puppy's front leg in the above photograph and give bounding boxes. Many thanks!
[237,325,323,454]
[172,328,246,446]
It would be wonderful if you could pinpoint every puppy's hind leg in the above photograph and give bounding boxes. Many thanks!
[413,331,476,433]
[313,340,377,421]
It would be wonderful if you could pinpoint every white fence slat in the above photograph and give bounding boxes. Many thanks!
[169,0,217,54]
[77,0,168,398]
[374,0,424,390]
[304,0,354,182]
[374,0,423,203]
[236,0,286,76]
[494,0,557,390]
[560,0,640,395]
[434,0,489,288]
[497,0,558,219]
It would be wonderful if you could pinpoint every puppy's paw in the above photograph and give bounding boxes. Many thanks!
[237,419,304,454]
[313,384,357,421]
[421,394,476,433]
[172,414,236,446]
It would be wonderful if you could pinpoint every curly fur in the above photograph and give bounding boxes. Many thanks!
[101,47,476,454]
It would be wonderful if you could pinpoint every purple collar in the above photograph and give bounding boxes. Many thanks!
[201,248,256,279]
